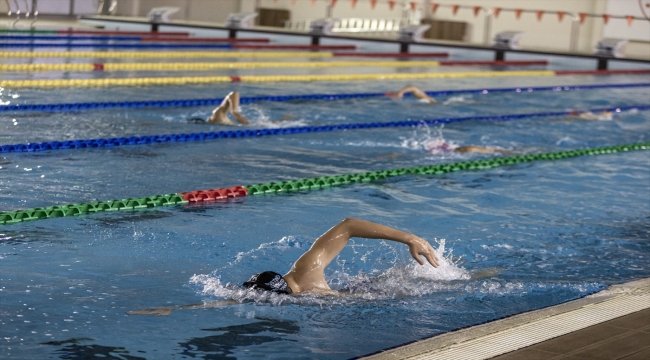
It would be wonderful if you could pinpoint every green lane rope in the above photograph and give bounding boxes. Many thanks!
[1,142,648,226]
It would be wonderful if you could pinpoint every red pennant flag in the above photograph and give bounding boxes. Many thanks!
[493,7,501,18]
[388,0,396,11]
[350,0,357,8]
[410,2,417,11]
[431,3,439,14]
[626,15,634,26]
[536,10,544,21]
[557,11,565,22]
[330,0,337,7]
[473,6,481,17]
[514,9,523,19]
[451,5,460,15]
[370,0,378,9]
[311,0,317,4]
[579,13,588,24]
[603,14,611,24]
[291,0,296,4]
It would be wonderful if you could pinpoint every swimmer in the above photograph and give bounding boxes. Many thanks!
[568,110,614,121]
[128,218,438,315]
[187,91,250,125]
[385,85,437,104]
[426,141,510,155]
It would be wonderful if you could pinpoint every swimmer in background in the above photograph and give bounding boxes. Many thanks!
[128,218,438,316]
[188,91,250,125]
[426,140,511,155]
[385,85,437,104]
[571,110,614,121]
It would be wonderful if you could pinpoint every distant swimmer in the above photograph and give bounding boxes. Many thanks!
[128,218,438,315]
[187,91,250,125]
[426,141,510,155]
[568,110,614,121]
[385,85,437,104]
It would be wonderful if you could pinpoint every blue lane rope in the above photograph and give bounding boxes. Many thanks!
[0,35,146,41]
[1,82,648,113]
[0,42,233,49]
[2,105,648,154]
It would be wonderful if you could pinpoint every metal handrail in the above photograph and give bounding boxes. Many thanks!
[284,17,405,35]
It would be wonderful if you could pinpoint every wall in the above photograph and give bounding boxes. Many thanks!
[114,0,241,22]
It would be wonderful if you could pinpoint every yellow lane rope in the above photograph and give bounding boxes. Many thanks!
[0,61,443,72]
[0,51,333,59]
[0,71,556,88]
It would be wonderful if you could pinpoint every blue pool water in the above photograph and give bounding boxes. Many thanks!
[1,54,650,359]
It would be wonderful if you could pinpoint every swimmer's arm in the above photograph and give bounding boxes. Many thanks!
[291,218,438,275]
[126,300,238,316]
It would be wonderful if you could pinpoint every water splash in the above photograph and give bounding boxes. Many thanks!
[443,95,475,105]
[189,238,471,305]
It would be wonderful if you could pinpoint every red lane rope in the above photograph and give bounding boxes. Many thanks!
[179,186,248,202]
[232,44,357,50]
[440,60,548,66]
[332,52,449,57]
[555,69,650,75]
[139,37,270,43]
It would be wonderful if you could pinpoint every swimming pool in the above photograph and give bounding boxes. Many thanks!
[1,49,650,359]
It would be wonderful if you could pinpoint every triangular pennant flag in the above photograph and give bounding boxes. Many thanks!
[370,0,378,9]
[431,3,439,14]
[536,10,544,21]
[514,9,523,19]
[493,7,501,18]
[452,5,460,15]
[350,0,357,8]
[473,6,481,17]
[330,0,337,7]
[311,0,317,5]
[626,15,634,26]
[557,11,565,22]
[388,0,396,11]
[410,2,417,11]
[579,13,588,24]
[603,14,611,24]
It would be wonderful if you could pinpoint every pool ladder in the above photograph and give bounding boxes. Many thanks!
[5,0,38,28]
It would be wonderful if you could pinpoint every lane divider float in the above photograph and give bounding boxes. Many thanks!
[4,82,647,113]
[0,42,356,50]
[0,29,191,36]
[2,105,648,154]
[0,60,548,73]
[0,42,233,49]
[0,35,270,43]
[0,71,559,88]
[2,69,649,89]
[1,142,647,226]
[0,51,335,59]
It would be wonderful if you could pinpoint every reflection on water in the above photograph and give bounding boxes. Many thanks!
[178,318,299,360]
[42,338,146,360]
[92,210,173,226]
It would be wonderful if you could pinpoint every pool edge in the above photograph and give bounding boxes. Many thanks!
[359,277,650,360]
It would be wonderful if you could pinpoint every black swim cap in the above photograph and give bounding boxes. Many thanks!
[243,271,292,294]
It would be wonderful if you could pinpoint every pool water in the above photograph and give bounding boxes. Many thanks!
[1,54,650,359]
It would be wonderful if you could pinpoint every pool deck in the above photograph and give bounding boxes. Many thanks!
[360,277,650,360]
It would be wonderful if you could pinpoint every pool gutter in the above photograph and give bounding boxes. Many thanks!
[360,277,650,360]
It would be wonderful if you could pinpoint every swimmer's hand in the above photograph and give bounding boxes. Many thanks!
[407,235,439,267]
[127,307,175,316]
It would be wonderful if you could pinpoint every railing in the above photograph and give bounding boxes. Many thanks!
[4,0,38,28]
[285,17,406,36]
